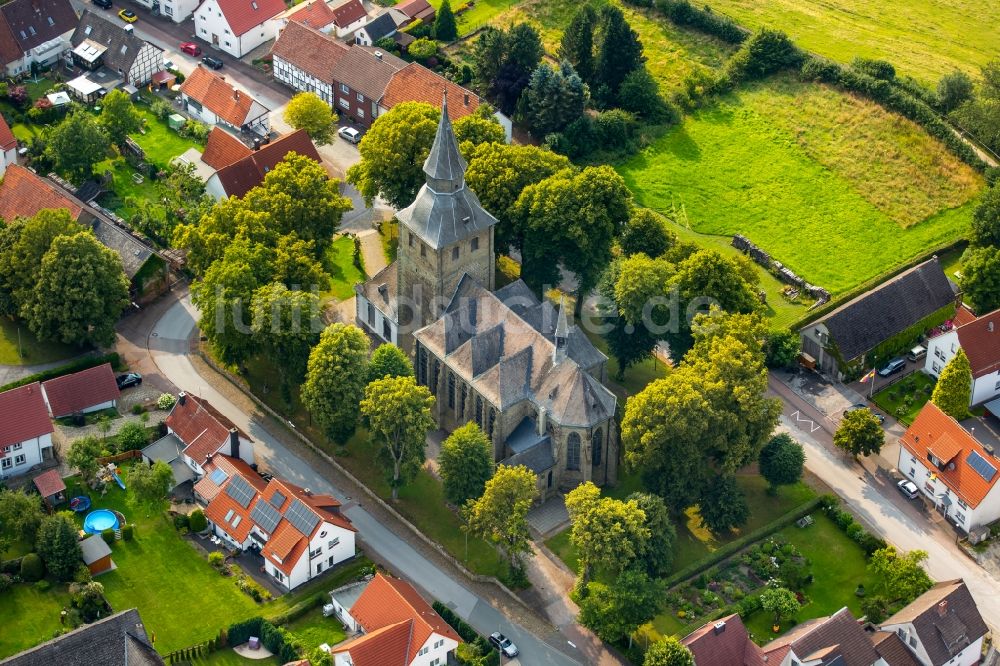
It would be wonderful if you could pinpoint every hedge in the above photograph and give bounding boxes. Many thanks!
[648,0,749,44]
[432,601,500,666]
[227,617,301,662]
[268,593,325,626]
[0,352,122,392]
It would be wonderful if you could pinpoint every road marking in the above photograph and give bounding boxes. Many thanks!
[790,410,822,433]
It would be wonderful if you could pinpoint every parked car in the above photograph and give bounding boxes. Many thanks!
[202,55,224,70]
[116,373,143,390]
[180,41,202,57]
[877,357,906,377]
[338,126,361,144]
[844,403,885,425]
[117,8,137,22]
[93,0,112,8]
[907,345,927,362]
[897,479,920,500]
[489,632,518,658]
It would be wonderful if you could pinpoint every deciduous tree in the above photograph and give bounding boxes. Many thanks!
[408,38,438,62]
[99,89,142,148]
[0,489,44,552]
[628,492,675,577]
[438,422,494,505]
[644,638,695,666]
[760,585,800,625]
[834,408,885,457]
[869,546,933,604]
[618,68,672,122]
[961,245,1000,313]
[464,464,536,568]
[126,460,175,515]
[284,92,336,144]
[367,343,413,383]
[67,436,104,485]
[971,182,1000,248]
[931,348,972,420]
[453,105,506,154]
[115,422,149,453]
[577,568,664,644]
[620,208,675,258]
[698,474,749,534]
[565,482,649,584]
[251,283,322,390]
[360,375,436,499]
[36,513,82,581]
[302,323,370,444]
[45,112,111,183]
[938,70,974,113]
[2,208,78,310]
[759,432,805,493]
[433,0,457,41]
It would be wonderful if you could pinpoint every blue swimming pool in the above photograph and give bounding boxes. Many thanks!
[83,509,120,534]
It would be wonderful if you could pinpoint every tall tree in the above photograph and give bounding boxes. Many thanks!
[644,638,695,666]
[284,92,337,144]
[938,70,974,113]
[519,62,587,138]
[869,547,933,604]
[594,6,644,101]
[471,24,543,114]
[961,245,1000,314]
[438,422,494,505]
[301,323,371,444]
[434,0,458,41]
[760,586,800,626]
[559,6,597,84]
[67,436,104,485]
[565,482,649,584]
[577,568,664,644]
[45,112,111,183]
[759,433,805,493]
[367,343,413,383]
[2,208,78,310]
[619,208,676,258]
[834,409,885,457]
[0,489,44,552]
[697,474,750,534]
[628,492,675,577]
[931,348,973,420]
[618,68,671,121]
[251,283,322,389]
[126,460,175,516]
[453,105,506,154]
[35,513,82,581]
[971,182,1000,249]
[465,464,537,569]
[360,375,436,499]
[99,89,142,148]
[25,232,129,347]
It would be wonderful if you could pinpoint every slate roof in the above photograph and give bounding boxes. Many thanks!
[213,129,321,199]
[0,608,163,666]
[331,0,366,26]
[87,217,154,279]
[813,257,957,361]
[872,631,921,666]
[0,114,16,151]
[0,383,52,450]
[71,11,161,75]
[270,20,350,84]
[881,579,988,665]
[214,0,285,36]
[359,11,395,41]
[393,0,433,20]
[382,64,481,120]
[41,362,120,418]
[0,164,83,221]
[201,127,252,170]
[181,67,267,127]
[0,0,77,62]
[330,44,405,101]
[681,614,765,666]
[32,469,65,498]
[899,402,999,508]
[502,417,555,473]
[763,608,881,666]
[357,261,398,321]
[954,307,1000,379]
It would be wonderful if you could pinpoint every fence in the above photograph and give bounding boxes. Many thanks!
[98,450,143,465]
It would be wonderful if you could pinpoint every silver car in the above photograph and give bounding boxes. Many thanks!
[490,632,519,658]
[338,126,362,144]
[897,479,920,499]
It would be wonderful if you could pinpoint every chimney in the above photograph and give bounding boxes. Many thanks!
[713,621,726,635]
[374,50,382,61]
[537,406,547,436]
[253,137,261,151]
[178,392,187,406]
[304,488,312,496]
[234,89,240,101]
[937,600,948,617]
[229,428,240,460]
[989,321,995,333]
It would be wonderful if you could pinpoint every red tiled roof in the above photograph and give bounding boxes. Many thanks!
[330,0,366,26]
[266,477,356,533]
[382,64,481,120]
[180,67,264,127]
[214,0,285,36]
[0,383,53,450]
[40,363,120,418]
[204,490,257,542]
[260,519,308,574]
[0,164,83,222]
[0,114,15,151]
[201,128,252,170]
[954,304,977,327]
[166,393,247,465]
[393,0,432,20]
[213,130,321,199]
[286,0,337,29]
[195,453,264,502]
[681,614,766,666]
[330,621,412,666]
[270,20,349,84]
[350,573,462,663]
[955,308,1000,379]
[900,402,999,508]
[33,468,66,497]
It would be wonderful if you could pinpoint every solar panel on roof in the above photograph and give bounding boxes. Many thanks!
[225,475,255,508]
[210,468,229,486]
[285,498,320,536]
[967,450,997,482]
[250,498,281,534]
[269,490,286,508]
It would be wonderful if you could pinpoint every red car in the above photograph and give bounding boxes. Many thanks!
[180,42,202,57]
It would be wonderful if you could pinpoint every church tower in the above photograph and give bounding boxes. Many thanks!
[395,91,499,346]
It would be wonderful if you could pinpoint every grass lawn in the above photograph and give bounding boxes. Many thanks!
[701,0,1000,83]
[872,371,937,425]
[285,606,348,652]
[0,316,79,366]
[616,83,980,295]
[0,584,72,658]
[190,652,280,665]
[322,235,366,302]
[131,107,203,164]
[94,157,163,220]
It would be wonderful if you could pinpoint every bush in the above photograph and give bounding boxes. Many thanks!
[0,558,22,575]
[861,595,888,623]
[595,109,638,150]
[131,404,146,415]
[157,393,177,410]
[0,573,13,593]
[208,551,225,570]
[653,0,748,44]
[73,564,93,584]
[189,509,207,533]
[407,38,437,62]
[101,528,116,545]
[173,513,190,530]
[737,594,762,616]
[116,421,149,452]
[724,28,802,84]
[846,522,865,540]
[851,57,895,81]
[121,524,134,541]
[20,553,44,582]
[34,579,51,592]
[800,56,843,84]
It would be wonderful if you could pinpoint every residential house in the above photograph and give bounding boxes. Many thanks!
[140,433,195,491]
[353,11,396,46]
[0,608,164,666]
[270,20,350,105]
[179,66,271,136]
[276,0,366,37]
[70,11,164,86]
[681,615,765,665]
[160,391,256,478]
[879,580,988,666]
[800,257,958,380]
[0,0,78,77]
[328,0,368,37]
[197,455,357,590]
[40,362,120,419]
[0,383,54,480]
[762,608,884,666]
[0,114,17,178]
[194,0,285,58]
[205,129,322,198]
[80,534,115,575]
[896,401,1000,532]
[925,306,1000,406]
[133,0,200,24]
[387,0,434,28]
[330,45,405,126]
[329,572,461,666]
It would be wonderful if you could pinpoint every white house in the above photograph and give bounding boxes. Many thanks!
[925,306,1000,406]
[353,11,396,46]
[897,401,1000,533]
[161,391,255,479]
[0,383,55,480]
[330,572,461,666]
[40,363,120,419]
[194,0,285,58]
[179,66,270,136]
[70,11,165,86]
[196,457,357,590]
[0,115,16,178]
[131,0,200,23]
[0,0,78,77]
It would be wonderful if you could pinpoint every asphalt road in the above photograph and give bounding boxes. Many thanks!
[146,294,581,666]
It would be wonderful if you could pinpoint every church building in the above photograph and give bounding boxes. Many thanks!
[355,93,619,498]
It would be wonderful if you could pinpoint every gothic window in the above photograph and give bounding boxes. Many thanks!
[475,396,483,427]
[452,246,460,261]
[471,236,479,252]
[592,428,603,467]
[459,383,467,416]
[488,408,496,439]
[448,372,455,409]
[567,433,581,471]
[408,232,414,247]
[431,359,440,393]
[416,346,426,385]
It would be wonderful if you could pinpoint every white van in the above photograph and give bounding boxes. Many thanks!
[907,345,927,362]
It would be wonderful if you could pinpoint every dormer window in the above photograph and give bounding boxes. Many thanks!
[928,452,943,468]
[46,16,54,25]
[84,25,92,34]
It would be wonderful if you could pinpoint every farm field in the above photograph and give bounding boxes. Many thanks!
[700,0,1000,83]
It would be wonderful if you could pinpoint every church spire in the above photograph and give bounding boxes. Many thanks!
[554,297,569,363]
[422,89,467,193]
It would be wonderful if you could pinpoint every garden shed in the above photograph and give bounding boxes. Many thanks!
[80,534,115,575]
[168,114,186,131]
[32,469,66,508]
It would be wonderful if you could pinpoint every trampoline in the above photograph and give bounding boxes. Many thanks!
[69,496,92,512]
[83,509,120,534]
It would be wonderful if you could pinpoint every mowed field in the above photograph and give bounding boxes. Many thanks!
[701,0,1000,83]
